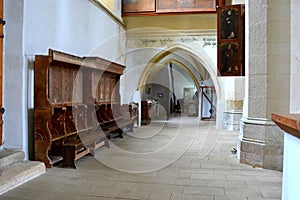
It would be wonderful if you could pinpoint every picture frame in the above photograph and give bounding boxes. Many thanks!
[123,0,155,13]
[156,0,216,13]
[217,4,245,76]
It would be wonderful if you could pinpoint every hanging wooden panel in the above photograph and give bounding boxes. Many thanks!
[217,4,245,76]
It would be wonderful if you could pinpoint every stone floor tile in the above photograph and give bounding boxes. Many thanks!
[170,193,214,200]
[0,116,282,200]
[112,181,139,190]
[191,173,227,181]
[200,163,233,170]
[148,192,172,200]
[138,183,183,193]
[245,181,282,189]
[206,180,247,188]
[175,179,206,186]
[256,176,282,183]
[57,184,95,196]
[214,195,248,200]
[1,188,44,200]
[179,168,214,174]
[260,188,282,198]
[183,186,224,195]
[116,189,151,200]
[90,188,121,198]
[224,187,262,198]
[226,174,258,181]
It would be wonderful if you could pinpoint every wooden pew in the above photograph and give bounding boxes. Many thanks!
[34,49,127,168]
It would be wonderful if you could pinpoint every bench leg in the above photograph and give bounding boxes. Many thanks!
[130,123,134,132]
[105,139,110,148]
[117,129,123,139]
[62,145,76,169]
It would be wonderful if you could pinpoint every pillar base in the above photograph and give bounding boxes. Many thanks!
[223,110,243,131]
[237,117,284,171]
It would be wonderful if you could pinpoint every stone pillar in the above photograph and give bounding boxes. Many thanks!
[238,0,290,171]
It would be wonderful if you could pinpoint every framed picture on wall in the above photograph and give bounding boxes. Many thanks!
[219,7,239,39]
[156,0,216,13]
[219,42,240,76]
[123,0,155,13]
[217,4,245,76]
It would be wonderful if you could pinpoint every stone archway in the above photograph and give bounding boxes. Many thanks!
[137,44,225,129]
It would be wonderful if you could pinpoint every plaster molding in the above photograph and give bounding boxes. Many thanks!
[126,29,217,37]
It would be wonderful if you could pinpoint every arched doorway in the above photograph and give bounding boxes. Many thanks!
[137,44,225,129]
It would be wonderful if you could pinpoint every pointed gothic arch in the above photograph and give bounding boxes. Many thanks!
[137,44,225,129]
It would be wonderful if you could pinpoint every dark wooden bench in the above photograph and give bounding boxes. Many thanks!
[34,49,129,168]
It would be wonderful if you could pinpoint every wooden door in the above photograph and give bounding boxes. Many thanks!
[0,0,4,145]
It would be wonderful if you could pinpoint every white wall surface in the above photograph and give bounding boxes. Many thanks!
[23,0,124,61]
[290,0,300,113]
[3,0,125,159]
[3,0,24,150]
[282,133,300,200]
[173,66,195,100]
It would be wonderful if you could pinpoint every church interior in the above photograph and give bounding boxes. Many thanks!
[0,0,299,199]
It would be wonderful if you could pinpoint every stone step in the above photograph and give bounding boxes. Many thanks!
[0,160,46,195]
[0,149,25,168]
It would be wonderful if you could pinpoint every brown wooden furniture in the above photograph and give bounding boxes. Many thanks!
[34,49,133,168]
[122,0,225,16]
[217,4,245,76]
[141,100,151,125]
[272,114,300,139]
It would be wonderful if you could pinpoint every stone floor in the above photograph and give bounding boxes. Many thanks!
[0,115,282,200]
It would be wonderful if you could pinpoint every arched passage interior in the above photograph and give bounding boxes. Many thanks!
[137,45,225,128]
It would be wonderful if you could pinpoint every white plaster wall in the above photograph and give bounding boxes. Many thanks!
[3,0,24,150]
[221,77,235,102]
[24,0,124,61]
[290,0,300,113]
[173,69,195,99]
[152,67,171,93]
[121,48,161,103]
[282,133,300,200]
[221,77,244,109]
[3,0,125,159]
[234,77,245,100]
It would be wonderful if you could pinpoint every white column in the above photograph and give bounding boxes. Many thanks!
[238,0,290,170]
